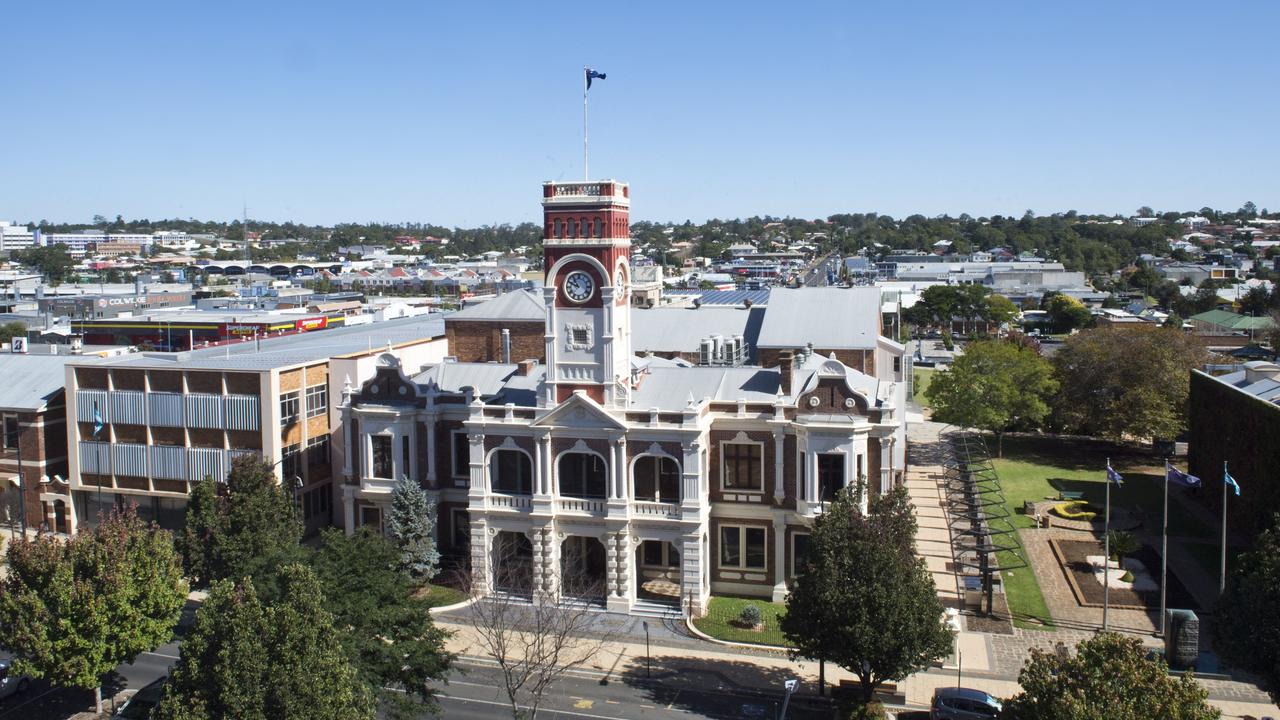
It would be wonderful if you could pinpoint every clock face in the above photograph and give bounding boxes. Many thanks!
[563,270,595,303]
[615,268,626,292]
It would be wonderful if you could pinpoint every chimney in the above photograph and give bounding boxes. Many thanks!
[517,358,538,376]
[779,350,795,396]
[500,328,512,364]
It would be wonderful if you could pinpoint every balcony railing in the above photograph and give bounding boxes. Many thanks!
[78,441,254,483]
[489,493,533,511]
[632,501,680,519]
[557,497,606,515]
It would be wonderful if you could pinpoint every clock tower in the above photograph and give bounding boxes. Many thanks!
[541,179,632,406]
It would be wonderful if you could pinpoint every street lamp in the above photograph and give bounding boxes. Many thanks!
[642,620,651,678]
[778,678,798,720]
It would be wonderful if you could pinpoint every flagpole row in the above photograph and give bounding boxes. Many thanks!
[1159,459,1169,637]
[583,66,589,181]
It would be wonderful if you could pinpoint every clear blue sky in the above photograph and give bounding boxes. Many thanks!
[3,1,1277,227]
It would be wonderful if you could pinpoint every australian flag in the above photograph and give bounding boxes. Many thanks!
[92,403,104,438]
[586,68,606,89]
[1166,464,1201,488]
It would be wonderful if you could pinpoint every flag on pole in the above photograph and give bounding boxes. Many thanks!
[92,403,104,438]
[1106,464,1124,486]
[586,68,606,89]
[1224,469,1241,496]
[1166,464,1201,488]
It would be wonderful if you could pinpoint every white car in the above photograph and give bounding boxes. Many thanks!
[0,660,32,700]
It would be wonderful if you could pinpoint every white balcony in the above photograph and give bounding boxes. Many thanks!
[556,497,607,515]
[489,493,533,511]
[631,501,680,520]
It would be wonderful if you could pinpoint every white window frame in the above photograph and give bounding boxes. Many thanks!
[790,531,811,578]
[305,383,328,418]
[719,437,765,493]
[718,524,767,571]
[370,433,394,479]
[279,391,300,426]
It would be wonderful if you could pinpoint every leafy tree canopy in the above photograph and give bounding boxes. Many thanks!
[1214,513,1280,704]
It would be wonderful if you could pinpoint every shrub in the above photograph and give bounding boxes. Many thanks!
[1051,501,1097,521]
[1107,530,1141,561]
[1120,570,1135,583]
[838,700,888,720]
[738,604,763,627]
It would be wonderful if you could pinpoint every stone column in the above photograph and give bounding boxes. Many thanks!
[425,405,437,486]
[770,513,788,602]
[531,525,558,602]
[880,437,893,496]
[342,485,356,536]
[771,429,786,504]
[681,530,708,616]
[470,518,491,596]
[680,439,702,507]
[467,433,487,511]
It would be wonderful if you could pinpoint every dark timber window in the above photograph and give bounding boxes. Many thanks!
[633,455,680,502]
[371,435,393,479]
[559,452,607,498]
[791,533,811,577]
[490,449,533,495]
[452,431,469,477]
[719,525,766,570]
[818,453,844,502]
[722,442,762,491]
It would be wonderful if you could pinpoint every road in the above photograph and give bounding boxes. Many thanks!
[799,252,836,287]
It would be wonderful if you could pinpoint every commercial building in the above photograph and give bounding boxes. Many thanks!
[0,353,77,533]
[63,316,448,535]
[0,222,36,253]
[341,179,909,617]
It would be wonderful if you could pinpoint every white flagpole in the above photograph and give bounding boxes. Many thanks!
[1159,459,1169,636]
[583,67,589,181]
[1104,457,1111,632]
[1220,460,1229,594]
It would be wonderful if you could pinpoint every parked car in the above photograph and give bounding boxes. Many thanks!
[0,660,31,701]
[931,687,1002,719]
[113,676,167,719]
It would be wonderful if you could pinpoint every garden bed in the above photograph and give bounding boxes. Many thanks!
[1051,538,1199,611]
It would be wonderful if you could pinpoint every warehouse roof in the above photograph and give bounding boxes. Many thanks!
[756,287,882,349]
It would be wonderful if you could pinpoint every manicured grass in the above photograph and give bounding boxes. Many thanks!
[420,582,467,608]
[692,596,790,647]
[913,367,936,405]
[987,434,1220,629]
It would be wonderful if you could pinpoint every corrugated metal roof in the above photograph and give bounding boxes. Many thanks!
[631,306,764,355]
[446,289,544,322]
[75,315,445,371]
[631,366,781,409]
[693,289,770,306]
[756,287,881,349]
[414,362,519,397]
[0,354,78,410]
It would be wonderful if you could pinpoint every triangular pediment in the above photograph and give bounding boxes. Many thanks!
[533,392,626,430]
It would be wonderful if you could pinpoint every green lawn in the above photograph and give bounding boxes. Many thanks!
[692,596,790,647]
[420,582,467,608]
[988,435,1218,629]
[913,368,936,405]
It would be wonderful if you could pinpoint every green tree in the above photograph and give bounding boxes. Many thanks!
[0,321,26,343]
[1001,632,1219,719]
[177,457,304,595]
[157,566,375,720]
[0,507,187,713]
[926,340,1057,456]
[309,529,453,718]
[386,476,440,582]
[985,293,1019,327]
[1043,292,1093,333]
[1051,326,1209,442]
[781,486,952,704]
[1213,513,1280,704]
[13,245,75,284]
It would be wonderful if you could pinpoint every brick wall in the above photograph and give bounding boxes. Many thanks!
[446,320,544,363]
[758,347,874,375]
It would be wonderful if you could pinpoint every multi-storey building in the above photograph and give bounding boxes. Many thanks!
[63,316,447,534]
[342,180,909,616]
[0,354,76,533]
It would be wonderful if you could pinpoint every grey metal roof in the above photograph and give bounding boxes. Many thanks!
[665,289,770,306]
[73,315,446,371]
[446,289,544,322]
[414,362,521,398]
[756,287,882,349]
[631,306,764,356]
[0,354,78,410]
[630,366,781,409]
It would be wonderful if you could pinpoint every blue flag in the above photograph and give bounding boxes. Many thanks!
[1106,465,1124,486]
[1224,470,1241,496]
[92,403,104,438]
[585,68,606,89]
[1166,464,1201,488]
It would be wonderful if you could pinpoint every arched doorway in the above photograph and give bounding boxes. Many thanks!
[492,531,533,596]
[558,452,607,498]
[53,499,68,534]
[560,536,606,603]
[635,540,681,604]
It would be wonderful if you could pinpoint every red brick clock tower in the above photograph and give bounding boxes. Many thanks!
[541,180,632,406]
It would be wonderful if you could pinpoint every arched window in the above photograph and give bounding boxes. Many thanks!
[559,452,607,498]
[571,219,580,238]
[553,219,562,238]
[489,449,533,495]
[633,455,680,502]
[594,218,603,238]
